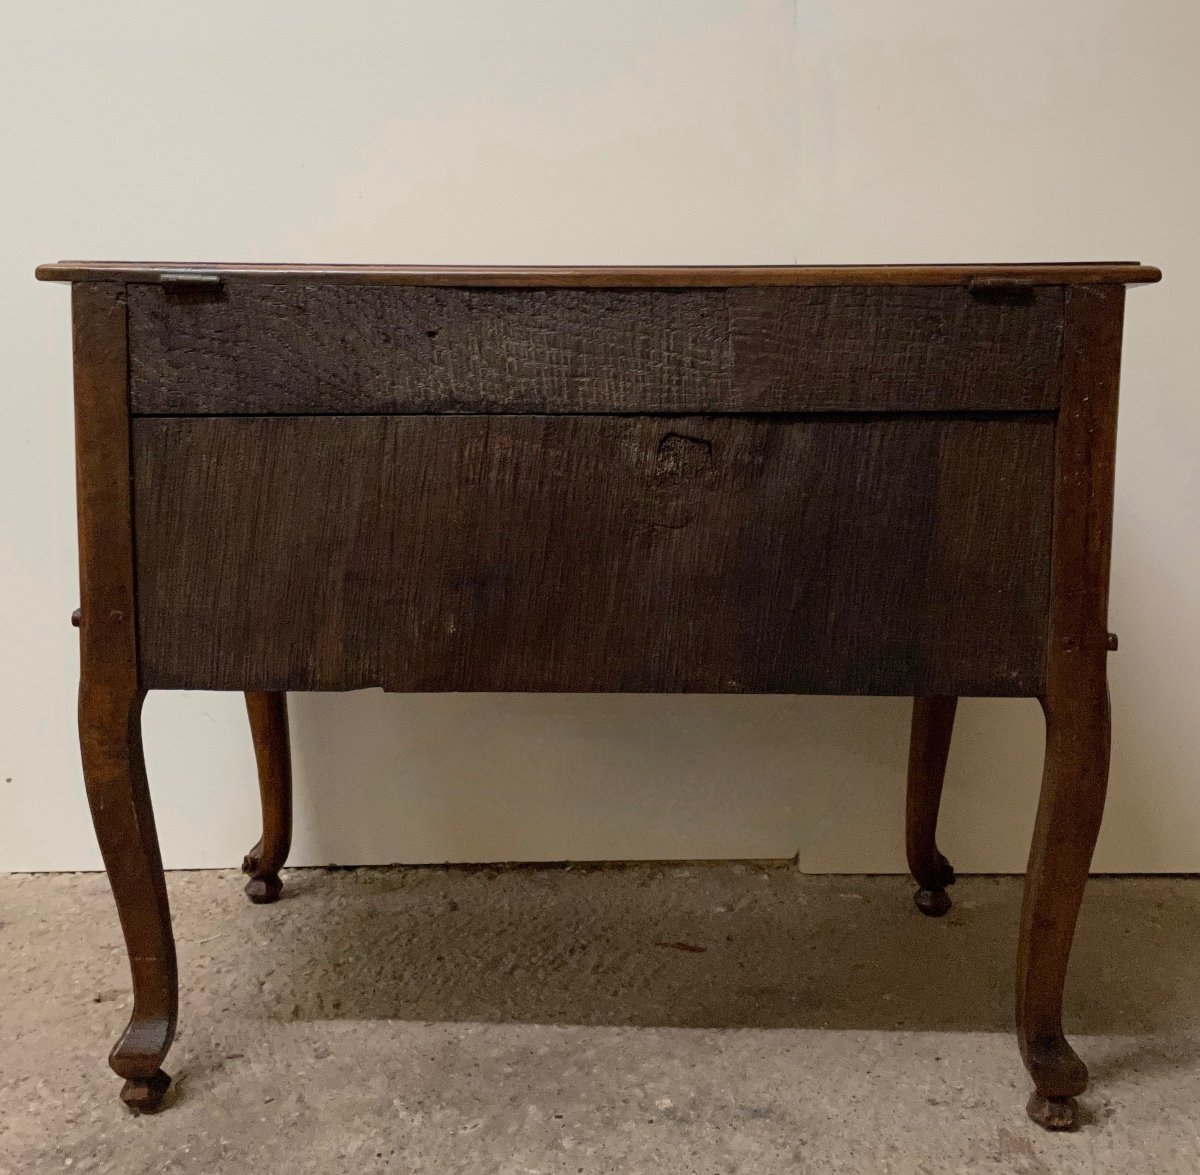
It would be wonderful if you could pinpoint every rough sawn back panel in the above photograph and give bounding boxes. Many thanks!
[127,283,1063,415]
[132,413,1053,695]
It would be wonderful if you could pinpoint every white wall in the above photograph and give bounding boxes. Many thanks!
[2,1,1197,872]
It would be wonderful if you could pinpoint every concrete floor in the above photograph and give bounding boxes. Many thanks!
[2,866,1198,1174]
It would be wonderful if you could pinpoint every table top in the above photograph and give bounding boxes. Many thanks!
[36,261,1162,287]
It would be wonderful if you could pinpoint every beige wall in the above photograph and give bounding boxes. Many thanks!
[2,2,1197,871]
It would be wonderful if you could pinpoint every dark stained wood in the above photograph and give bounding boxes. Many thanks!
[126,283,1064,416]
[728,286,1062,413]
[48,259,1156,1121]
[36,260,1163,287]
[131,414,1054,697]
[906,696,959,916]
[241,691,292,903]
[1016,284,1124,1131]
[130,284,724,416]
[71,283,176,1114]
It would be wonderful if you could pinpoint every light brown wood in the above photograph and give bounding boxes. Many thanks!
[1017,284,1124,1130]
[72,283,176,1114]
[36,260,1162,287]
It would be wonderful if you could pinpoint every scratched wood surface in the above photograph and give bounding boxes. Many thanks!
[127,284,1063,415]
[132,414,1053,695]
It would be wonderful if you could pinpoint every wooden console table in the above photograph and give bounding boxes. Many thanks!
[38,260,1160,1129]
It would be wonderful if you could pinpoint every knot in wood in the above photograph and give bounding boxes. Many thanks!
[655,433,712,480]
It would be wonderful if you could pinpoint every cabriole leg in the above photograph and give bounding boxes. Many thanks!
[80,683,177,1113]
[906,696,958,916]
[72,281,175,1112]
[1015,281,1124,1129]
[1016,686,1110,1130]
[241,691,293,903]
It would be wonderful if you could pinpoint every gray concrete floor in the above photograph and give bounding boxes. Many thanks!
[2,866,1199,1174]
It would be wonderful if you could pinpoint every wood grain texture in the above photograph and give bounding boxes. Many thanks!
[126,283,1064,415]
[1016,284,1124,1130]
[72,283,177,1113]
[36,260,1163,286]
[73,285,139,694]
[728,286,1061,413]
[132,414,1053,696]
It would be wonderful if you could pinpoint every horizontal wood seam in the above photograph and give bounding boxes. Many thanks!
[129,409,1060,422]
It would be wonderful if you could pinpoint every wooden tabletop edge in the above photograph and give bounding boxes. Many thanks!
[35,261,1163,286]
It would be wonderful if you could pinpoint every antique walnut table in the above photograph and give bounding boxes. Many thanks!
[37,260,1160,1129]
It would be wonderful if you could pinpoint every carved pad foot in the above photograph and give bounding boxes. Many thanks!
[244,873,283,903]
[242,843,283,903]
[1026,1092,1078,1131]
[120,1068,172,1114]
[914,886,953,917]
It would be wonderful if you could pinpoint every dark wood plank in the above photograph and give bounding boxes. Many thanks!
[73,284,139,695]
[36,260,1163,287]
[72,282,177,1113]
[728,285,1062,412]
[126,284,1063,415]
[1016,284,1124,1130]
[132,414,1053,696]
[129,284,730,415]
